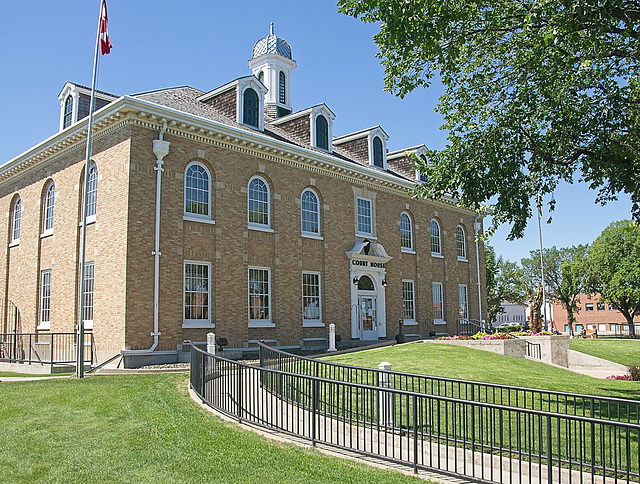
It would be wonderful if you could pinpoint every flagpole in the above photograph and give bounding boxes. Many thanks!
[77,1,103,378]
[537,193,547,332]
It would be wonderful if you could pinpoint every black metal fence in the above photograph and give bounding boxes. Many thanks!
[525,340,542,360]
[456,318,492,336]
[190,343,640,483]
[0,332,94,369]
[614,324,640,339]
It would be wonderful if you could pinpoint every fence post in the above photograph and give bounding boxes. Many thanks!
[413,394,418,473]
[237,365,243,422]
[546,414,553,484]
[378,361,393,428]
[311,377,318,446]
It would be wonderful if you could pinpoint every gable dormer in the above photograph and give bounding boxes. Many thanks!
[272,103,336,153]
[58,81,118,132]
[387,144,429,182]
[333,126,389,169]
[197,76,268,131]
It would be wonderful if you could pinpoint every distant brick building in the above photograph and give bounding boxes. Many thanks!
[553,295,639,335]
[0,26,486,366]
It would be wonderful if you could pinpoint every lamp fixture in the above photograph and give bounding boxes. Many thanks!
[382,279,387,287]
[353,277,360,285]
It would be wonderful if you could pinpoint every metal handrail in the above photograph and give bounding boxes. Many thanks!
[0,332,93,369]
[257,341,640,423]
[190,344,640,483]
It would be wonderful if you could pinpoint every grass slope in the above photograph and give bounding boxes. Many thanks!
[569,339,640,367]
[0,373,424,484]
[326,342,640,400]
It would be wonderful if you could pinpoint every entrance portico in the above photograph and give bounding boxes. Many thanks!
[346,240,392,340]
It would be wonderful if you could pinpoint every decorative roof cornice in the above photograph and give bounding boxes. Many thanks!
[0,96,475,216]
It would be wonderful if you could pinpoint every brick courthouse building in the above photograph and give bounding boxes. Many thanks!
[0,27,486,366]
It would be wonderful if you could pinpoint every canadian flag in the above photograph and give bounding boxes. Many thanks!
[99,0,112,55]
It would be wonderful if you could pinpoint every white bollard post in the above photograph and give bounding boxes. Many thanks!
[378,361,393,427]
[328,323,337,352]
[207,332,216,355]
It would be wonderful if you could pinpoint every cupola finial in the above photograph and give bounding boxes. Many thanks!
[270,22,274,35]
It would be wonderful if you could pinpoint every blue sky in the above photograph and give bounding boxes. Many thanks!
[0,0,631,262]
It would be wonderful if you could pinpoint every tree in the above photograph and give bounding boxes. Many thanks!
[520,245,589,330]
[587,220,640,336]
[338,0,640,239]
[485,244,526,323]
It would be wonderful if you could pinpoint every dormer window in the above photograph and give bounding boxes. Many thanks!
[373,136,384,168]
[316,115,328,150]
[279,71,286,104]
[63,96,73,129]
[243,88,259,128]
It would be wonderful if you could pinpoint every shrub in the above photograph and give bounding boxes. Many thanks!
[627,365,640,381]
[606,374,632,380]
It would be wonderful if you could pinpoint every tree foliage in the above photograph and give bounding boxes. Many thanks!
[587,220,640,334]
[339,0,640,238]
[485,244,526,322]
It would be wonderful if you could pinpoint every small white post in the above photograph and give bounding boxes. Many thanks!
[328,323,337,352]
[207,332,216,355]
[378,361,394,427]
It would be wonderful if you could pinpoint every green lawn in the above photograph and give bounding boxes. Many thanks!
[569,339,640,367]
[0,373,425,484]
[325,341,640,400]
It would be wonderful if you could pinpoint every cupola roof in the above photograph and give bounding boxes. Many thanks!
[251,23,292,60]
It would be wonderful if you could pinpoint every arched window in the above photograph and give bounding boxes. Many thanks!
[279,71,286,104]
[316,115,328,150]
[400,212,413,250]
[248,177,270,228]
[43,182,55,233]
[258,71,264,84]
[184,163,211,218]
[301,189,320,236]
[372,136,384,168]
[357,275,375,291]
[85,164,98,219]
[243,88,259,128]
[10,197,21,243]
[456,226,467,259]
[63,96,73,128]
[430,219,441,255]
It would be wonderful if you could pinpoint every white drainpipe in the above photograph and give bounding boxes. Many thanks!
[474,215,484,327]
[122,120,170,355]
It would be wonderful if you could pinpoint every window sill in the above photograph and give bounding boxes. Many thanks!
[356,233,377,240]
[433,320,447,325]
[248,225,274,233]
[401,248,416,254]
[431,253,444,259]
[457,257,468,262]
[403,320,418,326]
[40,230,53,239]
[182,321,215,329]
[8,240,19,248]
[302,232,323,240]
[248,321,275,328]
[303,321,325,328]
[183,215,216,225]
[84,321,94,330]
[37,323,51,331]
[78,216,96,227]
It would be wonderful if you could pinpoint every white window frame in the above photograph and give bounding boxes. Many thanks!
[458,284,469,320]
[10,197,21,245]
[83,261,94,330]
[302,271,323,327]
[85,164,98,223]
[433,282,445,324]
[402,279,417,325]
[248,176,272,231]
[400,212,414,253]
[456,225,467,261]
[301,188,321,238]
[183,261,213,328]
[42,182,55,236]
[356,197,373,237]
[249,266,273,328]
[38,269,51,330]
[430,219,442,257]
[184,162,214,223]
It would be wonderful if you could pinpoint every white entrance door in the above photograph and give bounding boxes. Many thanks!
[359,296,378,340]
